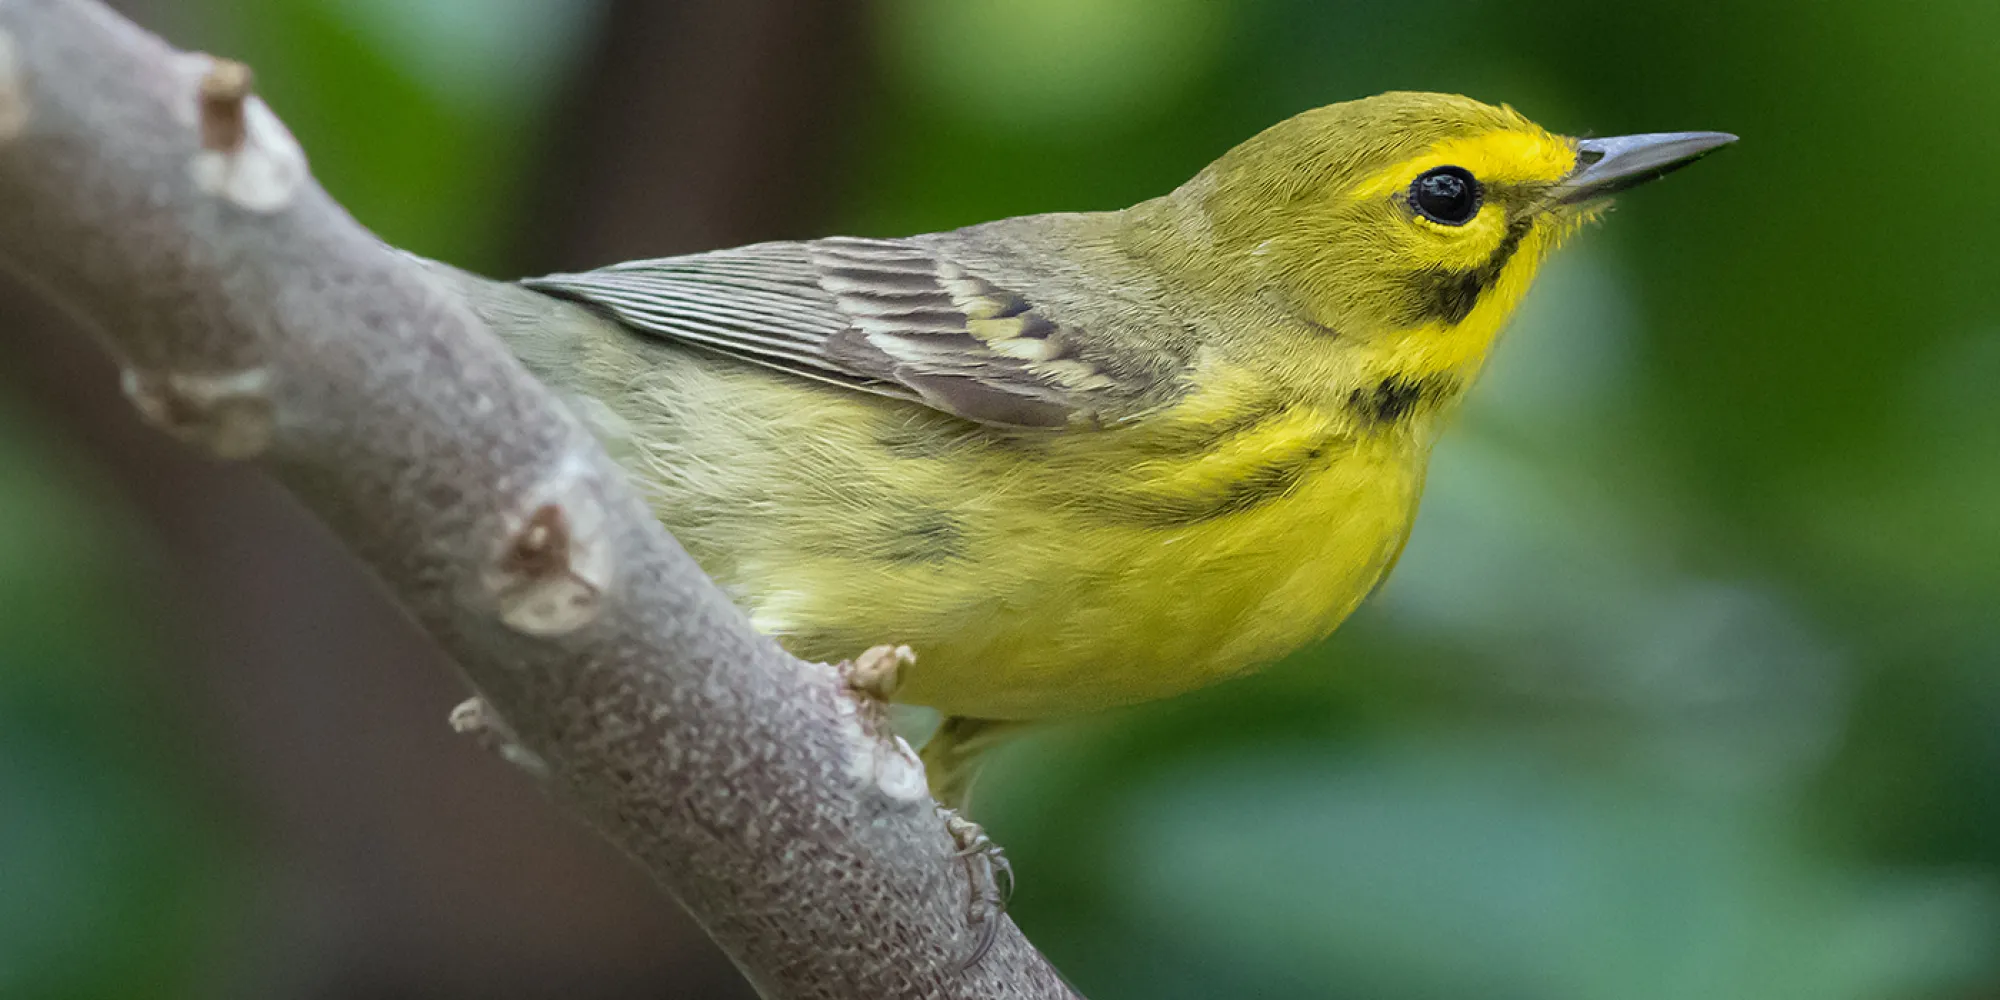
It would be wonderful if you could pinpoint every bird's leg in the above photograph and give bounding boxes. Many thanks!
[837,652,1017,967]
[921,715,1029,968]
[921,715,1023,809]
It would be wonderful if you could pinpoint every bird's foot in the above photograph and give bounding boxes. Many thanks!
[942,806,1014,970]
[840,654,1012,967]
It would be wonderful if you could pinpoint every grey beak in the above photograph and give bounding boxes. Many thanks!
[1556,131,1737,204]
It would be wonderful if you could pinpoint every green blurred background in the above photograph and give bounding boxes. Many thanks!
[3,0,1998,997]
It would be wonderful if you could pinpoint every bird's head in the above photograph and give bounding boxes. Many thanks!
[1139,91,1733,384]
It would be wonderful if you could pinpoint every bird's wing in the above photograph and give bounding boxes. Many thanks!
[520,236,1153,429]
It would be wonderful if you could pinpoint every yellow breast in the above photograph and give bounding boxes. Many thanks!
[711,385,1428,720]
[882,410,1424,718]
[590,342,1432,721]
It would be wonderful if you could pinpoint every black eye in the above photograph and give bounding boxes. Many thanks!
[1409,166,1483,226]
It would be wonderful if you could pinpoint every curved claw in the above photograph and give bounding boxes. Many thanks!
[942,808,1012,971]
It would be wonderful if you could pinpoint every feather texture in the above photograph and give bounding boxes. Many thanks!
[525,236,1144,428]
[478,91,1630,731]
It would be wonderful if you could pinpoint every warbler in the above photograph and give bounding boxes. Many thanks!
[473,91,1732,805]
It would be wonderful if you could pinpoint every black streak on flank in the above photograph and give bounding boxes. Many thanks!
[1105,437,1340,528]
[1348,374,1462,427]
[1133,400,1279,457]
[1404,215,1534,326]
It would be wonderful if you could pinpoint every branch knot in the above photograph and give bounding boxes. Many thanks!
[186,54,304,212]
[837,645,929,808]
[197,58,251,152]
[449,697,550,778]
[484,456,615,637]
[119,365,275,459]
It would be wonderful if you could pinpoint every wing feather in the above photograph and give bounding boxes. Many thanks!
[521,236,1150,428]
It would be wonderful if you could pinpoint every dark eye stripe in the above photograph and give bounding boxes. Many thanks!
[1399,215,1534,326]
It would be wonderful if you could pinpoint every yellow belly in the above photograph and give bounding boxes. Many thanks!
[868,449,1423,718]
[595,353,1428,721]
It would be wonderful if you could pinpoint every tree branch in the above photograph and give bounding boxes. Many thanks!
[0,2,1073,996]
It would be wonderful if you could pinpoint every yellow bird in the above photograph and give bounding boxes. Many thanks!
[485,91,1732,806]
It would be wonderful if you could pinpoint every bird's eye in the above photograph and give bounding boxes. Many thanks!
[1408,166,1483,226]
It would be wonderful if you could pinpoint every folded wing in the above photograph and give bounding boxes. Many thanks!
[523,236,1146,429]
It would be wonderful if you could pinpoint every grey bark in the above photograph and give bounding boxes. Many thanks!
[0,2,1074,997]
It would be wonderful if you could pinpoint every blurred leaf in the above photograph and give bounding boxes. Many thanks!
[0,407,237,999]
[878,0,1231,132]
[317,0,604,116]
[1104,740,1994,1000]
[207,0,587,269]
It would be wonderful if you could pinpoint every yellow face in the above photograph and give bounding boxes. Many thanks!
[1305,120,1592,373]
[1174,92,1605,382]
[1330,129,1598,375]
